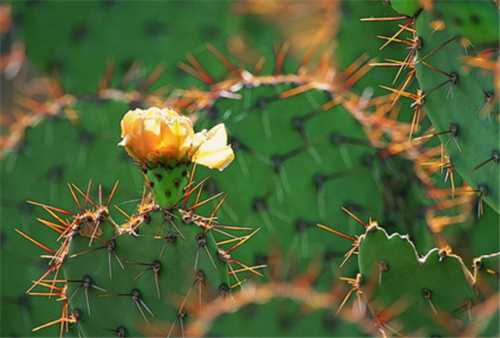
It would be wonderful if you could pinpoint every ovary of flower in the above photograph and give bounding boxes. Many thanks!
[191,124,235,171]
[118,107,234,171]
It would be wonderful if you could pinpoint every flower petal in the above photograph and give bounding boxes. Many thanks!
[193,145,235,171]
[192,124,234,170]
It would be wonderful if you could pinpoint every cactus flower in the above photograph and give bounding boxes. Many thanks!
[118,107,234,171]
[191,123,234,170]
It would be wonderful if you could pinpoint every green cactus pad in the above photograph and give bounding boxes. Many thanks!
[473,252,500,337]
[414,8,499,213]
[25,172,261,337]
[358,225,487,337]
[63,208,228,337]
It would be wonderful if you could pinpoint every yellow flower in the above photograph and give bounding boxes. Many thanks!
[118,107,234,170]
[192,124,235,171]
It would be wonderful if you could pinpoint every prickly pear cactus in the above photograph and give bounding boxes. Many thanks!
[378,1,500,213]
[24,161,262,336]
[4,1,497,337]
[189,80,384,263]
[177,41,436,282]
[321,220,498,337]
[415,3,499,213]
[1,2,279,336]
[357,225,479,336]
[472,252,500,337]
[1,101,142,337]
[13,1,278,94]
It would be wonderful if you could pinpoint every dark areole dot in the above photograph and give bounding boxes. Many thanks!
[271,155,283,173]
[206,180,218,195]
[79,130,93,145]
[230,137,243,151]
[48,56,64,74]
[416,36,423,51]
[70,24,89,44]
[119,58,135,74]
[241,16,265,36]
[219,284,230,296]
[143,21,166,38]
[330,132,343,146]
[206,106,219,121]
[470,14,480,25]
[116,326,127,338]
[18,295,31,309]
[292,117,304,132]
[324,250,343,262]
[174,65,185,80]
[49,165,65,182]
[203,25,220,40]
[433,9,443,19]
[256,97,269,110]
[253,198,268,212]
[451,16,464,26]
[255,254,268,266]
[295,219,309,233]
[323,311,339,330]
[363,153,375,168]
[314,174,325,191]
[127,100,143,110]
[22,202,34,218]
[278,315,294,331]
[101,0,119,8]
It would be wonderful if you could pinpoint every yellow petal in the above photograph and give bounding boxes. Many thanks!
[192,124,234,171]
[193,145,235,171]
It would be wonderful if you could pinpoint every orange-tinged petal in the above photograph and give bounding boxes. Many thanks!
[118,107,234,170]
[118,107,196,166]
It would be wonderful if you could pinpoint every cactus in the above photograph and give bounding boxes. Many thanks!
[375,1,500,213]
[174,27,439,280]
[415,4,499,213]
[12,1,279,94]
[323,221,498,337]
[472,252,500,337]
[26,176,258,337]
[19,104,263,337]
[1,2,278,336]
[1,100,145,336]
[3,1,498,337]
